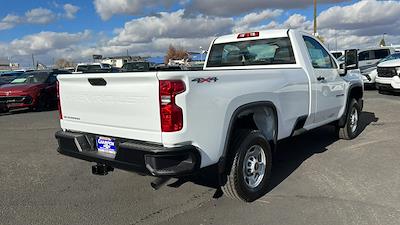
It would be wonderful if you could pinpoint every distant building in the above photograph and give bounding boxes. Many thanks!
[0,58,20,71]
[100,56,148,68]
[0,58,10,70]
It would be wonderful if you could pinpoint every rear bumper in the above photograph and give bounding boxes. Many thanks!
[55,130,200,177]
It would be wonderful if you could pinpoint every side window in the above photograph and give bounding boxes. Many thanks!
[358,51,370,61]
[373,49,390,60]
[303,36,334,69]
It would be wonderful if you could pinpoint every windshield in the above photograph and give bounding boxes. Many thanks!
[207,37,296,67]
[10,72,49,84]
[380,53,400,63]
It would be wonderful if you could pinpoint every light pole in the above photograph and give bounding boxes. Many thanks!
[381,33,387,47]
[313,0,317,36]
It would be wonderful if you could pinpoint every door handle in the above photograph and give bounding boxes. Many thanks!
[317,76,325,81]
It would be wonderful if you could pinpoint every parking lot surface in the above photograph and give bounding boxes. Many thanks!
[1,90,400,225]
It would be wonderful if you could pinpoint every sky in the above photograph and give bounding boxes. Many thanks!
[0,0,400,66]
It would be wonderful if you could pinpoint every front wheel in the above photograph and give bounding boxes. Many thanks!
[222,130,272,202]
[32,94,48,112]
[337,99,361,140]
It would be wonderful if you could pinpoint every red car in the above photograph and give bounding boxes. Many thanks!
[0,70,70,112]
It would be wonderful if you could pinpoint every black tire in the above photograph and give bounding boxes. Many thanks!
[338,99,361,140]
[32,94,48,112]
[222,130,272,202]
[0,107,9,113]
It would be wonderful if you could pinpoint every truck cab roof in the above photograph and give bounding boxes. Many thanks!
[214,29,290,44]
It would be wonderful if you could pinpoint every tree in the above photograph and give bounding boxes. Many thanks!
[379,38,386,47]
[164,45,188,65]
[55,58,75,68]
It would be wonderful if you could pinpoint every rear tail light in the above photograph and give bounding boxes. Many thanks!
[56,81,63,119]
[237,32,259,39]
[159,80,185,132]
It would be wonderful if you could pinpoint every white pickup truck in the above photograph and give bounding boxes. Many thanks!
[55,29,363,202]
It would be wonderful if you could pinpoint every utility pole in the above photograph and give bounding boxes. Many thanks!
[335,31,338,51]
[313,0,317,36]
[31,54,35,70]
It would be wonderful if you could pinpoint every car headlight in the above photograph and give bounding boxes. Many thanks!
[396,67,400,76]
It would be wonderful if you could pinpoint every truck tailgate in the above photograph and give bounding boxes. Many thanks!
[58,72,161,143]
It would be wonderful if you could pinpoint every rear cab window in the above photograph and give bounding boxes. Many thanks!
[207,37,296,67]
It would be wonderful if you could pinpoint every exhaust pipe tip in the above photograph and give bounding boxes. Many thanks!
[151,177,171,190]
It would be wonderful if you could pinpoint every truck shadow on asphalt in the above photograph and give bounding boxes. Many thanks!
[267,111,378,193]
[169,111,379,198]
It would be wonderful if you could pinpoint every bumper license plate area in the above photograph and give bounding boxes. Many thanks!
[96,136,116,155]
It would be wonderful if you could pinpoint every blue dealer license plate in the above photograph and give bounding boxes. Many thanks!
[96,136,116,154]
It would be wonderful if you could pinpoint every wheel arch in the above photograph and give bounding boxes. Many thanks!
[339,84,363,127]
[218,101,278,174]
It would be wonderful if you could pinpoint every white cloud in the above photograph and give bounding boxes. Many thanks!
[0,5,80,31]
[318,0,400,36]
[25,8,56,24]
[93,0,179,20]
[0,14,21,30]
[186,0,350,17]
[8,30,91,56]
[234,9,282,32]
[109,10,233,44]
[63,4,80,19]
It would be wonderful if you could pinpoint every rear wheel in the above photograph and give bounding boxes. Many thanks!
[222,130,272,202]
[337,99,361,140]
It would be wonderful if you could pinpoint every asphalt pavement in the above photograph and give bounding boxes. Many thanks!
[0,90,399,225]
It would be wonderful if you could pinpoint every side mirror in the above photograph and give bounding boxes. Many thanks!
[339,49,358,76]
[345,49,358,69]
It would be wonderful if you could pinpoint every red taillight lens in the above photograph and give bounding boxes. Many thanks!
[56,81,63,119]
[159,80,185,132]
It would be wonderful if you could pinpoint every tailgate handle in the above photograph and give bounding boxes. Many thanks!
[88,78,107,86]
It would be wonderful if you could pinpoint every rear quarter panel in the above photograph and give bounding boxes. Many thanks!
[158,67,309,167]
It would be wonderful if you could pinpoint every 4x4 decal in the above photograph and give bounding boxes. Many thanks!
[191,77,218,83]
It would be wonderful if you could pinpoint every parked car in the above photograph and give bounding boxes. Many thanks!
[0,71,24,86]
[361,52,400,87]
[120,62,155,72]
[375,57,400,93]
[0,70,70,112]
[75,63,114,73]
[55,29,363,202]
